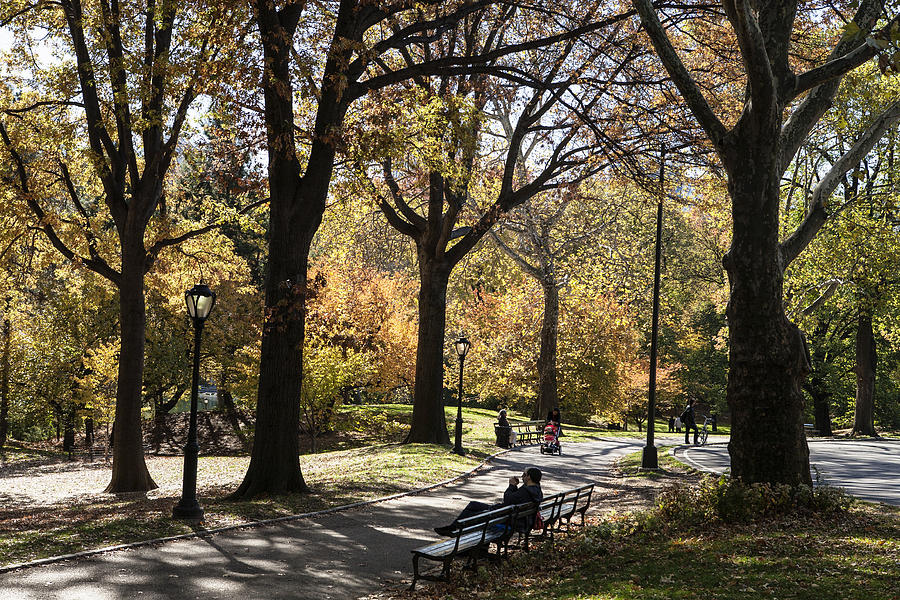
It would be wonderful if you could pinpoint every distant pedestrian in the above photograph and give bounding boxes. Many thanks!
[668,416,675,432]
[681,398,698,445]
[674,416,682,433]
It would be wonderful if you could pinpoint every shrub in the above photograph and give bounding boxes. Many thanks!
[655,475,854,525]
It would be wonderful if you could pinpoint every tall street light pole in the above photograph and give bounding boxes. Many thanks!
[642,147,665,470]
[173,283,216,520]
[452,335,471,456]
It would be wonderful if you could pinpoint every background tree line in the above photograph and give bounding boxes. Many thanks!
[1,0,899,497]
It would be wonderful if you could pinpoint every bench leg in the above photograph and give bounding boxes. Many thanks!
[442,558,453,579]
[409,555,421,591]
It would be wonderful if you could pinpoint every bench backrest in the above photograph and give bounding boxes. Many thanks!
[574,483,594,513]
[509,420,544,432]
[451,504,517,551]
[538,493,565,525]
[449,483,595,549]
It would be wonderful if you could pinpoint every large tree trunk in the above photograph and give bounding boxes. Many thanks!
[0,317,10,448]
[152,395,165,454]
[230,0,358,499]
[534,282,560,419]
[231,188,315,497]
[105,247,158,492]
[218,369,247,444]
[806,325,833,437]
[807,377,834,437]
[405,258,452,444]
[724,140,812,486]
[851,313,877,436]
[62,408,76,453]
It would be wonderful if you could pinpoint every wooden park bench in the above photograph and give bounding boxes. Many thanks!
[409,504,523,590]
[409,483,595,589]
[493,420,546,447]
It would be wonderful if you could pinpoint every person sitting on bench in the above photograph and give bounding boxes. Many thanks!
[498,409,517,446]
[433,467,543,536]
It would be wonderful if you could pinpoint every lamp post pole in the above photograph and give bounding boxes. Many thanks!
[642,147,664,470]
[173,284,215,520]
[452,336,470,456]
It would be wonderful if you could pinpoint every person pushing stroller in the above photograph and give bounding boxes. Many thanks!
[541,421,561,455]
[541,409,562,455]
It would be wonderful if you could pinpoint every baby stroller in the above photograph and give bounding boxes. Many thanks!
[540,422,561,455]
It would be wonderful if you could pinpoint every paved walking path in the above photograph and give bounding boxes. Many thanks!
[673,437,900,505]
[0,437,671,600]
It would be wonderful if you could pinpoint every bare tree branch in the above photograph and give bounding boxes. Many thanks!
[781,99,900,265]
[630,0,728,149]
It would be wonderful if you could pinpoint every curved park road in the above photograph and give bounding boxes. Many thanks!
[0,437,658,600]
[674,438,900,505]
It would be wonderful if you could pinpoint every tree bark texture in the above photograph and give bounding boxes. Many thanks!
[852,313,877,436]
[230,179,316,497]
[534,282,560,420]
[405,258,452,444]
[106,248,158,492]
[722,135,812,486]
[0,318,10,448]
[806,324,833,437]
[218,371,247,444]
[232,0,357,496]
[63,413,75,453]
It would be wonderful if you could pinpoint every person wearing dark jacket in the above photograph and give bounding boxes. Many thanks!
[433,467,543,535]
[546,408,561,425]
[497,409,516,446]
[546,408,562,436]
[681,398,698,445]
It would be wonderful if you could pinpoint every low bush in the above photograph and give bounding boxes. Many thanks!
[656,474,854,525]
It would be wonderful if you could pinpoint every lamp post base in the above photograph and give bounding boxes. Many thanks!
[640,444,659,470]
[452,416,465,456]
[172,501,204,521]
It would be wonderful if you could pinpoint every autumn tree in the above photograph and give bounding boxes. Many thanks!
[632,0,900,485]
[237,0,630,495]
[1,0,254,491]
[490,188,622,419]
[353,4,635,443]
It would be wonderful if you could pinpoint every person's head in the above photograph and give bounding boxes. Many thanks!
[499,409,507,417]
[687,398,694,406]
[523,467,542,485]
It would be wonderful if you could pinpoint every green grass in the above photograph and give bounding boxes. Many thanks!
[613,446,694,478]
[493,506,897,599]
[601,419,731,439]
[0,442,67,464]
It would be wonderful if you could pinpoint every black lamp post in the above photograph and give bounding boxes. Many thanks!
[173,283,216,520]
[452,335,471,456]
[642,147,664,470]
